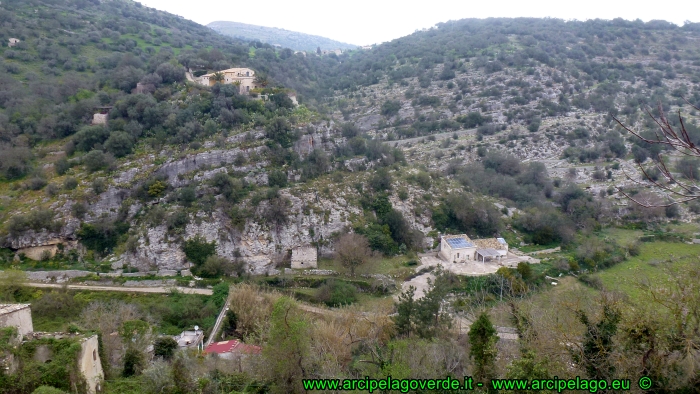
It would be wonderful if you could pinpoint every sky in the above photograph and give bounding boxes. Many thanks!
[137,0,699,46]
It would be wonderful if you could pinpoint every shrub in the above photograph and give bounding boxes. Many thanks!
[83,150,113,172]
[7,209,61,236]
[380,100,401,117]
[77,219,129,254]
[92,178,107,194]
[315,280,357,307]
[71,202,87,219]
[178,187,196,207]
[182,236,217,266]
[27,177,47,190]
[104,131,134,158]
[268,169,287,188]
[153,337,178,360]
[63,177,78,190]
[55,157,71,175]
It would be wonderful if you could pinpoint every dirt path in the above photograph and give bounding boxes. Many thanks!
[24,282,213,295]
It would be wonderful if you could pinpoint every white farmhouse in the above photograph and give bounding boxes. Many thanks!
[439,235,476,263]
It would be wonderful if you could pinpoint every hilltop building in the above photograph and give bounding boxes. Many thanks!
[199,67,260,94]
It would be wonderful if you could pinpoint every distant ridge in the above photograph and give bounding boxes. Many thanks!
[207,21,357,52]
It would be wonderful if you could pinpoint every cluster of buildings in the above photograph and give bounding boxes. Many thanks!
[0,304,104,394]
[197,67,260,93]
[0,303,261,393]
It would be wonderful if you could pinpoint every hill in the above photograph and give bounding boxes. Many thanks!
[207,20,357,52]
[1,3,700,391]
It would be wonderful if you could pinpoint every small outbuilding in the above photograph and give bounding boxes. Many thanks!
[8,38,20,47]
[291,246,317,269]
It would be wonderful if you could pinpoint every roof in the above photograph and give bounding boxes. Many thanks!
[476,248,501,258]
[473,238,507,250]
[175,330,203,347]
[204,340,261,355]
[202,68,255,78]
[0,304,30,315]
[445,237,475,249]
[497,238,507,244]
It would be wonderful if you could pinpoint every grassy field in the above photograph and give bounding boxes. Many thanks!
[597,241,700,300]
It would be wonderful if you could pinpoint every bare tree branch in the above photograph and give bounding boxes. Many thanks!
[613,100,700,207]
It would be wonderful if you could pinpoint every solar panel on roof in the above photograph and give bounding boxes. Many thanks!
[446,238,474,249]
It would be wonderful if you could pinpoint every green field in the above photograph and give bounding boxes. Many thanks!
[597,241,700,300]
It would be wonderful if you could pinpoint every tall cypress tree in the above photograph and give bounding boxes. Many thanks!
[469,312,499,382]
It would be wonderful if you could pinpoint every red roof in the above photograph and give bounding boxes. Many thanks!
[203,340,261,355]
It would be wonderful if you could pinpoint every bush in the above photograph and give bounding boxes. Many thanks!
[198,255,231,278]
[27,177,47,190]
[104,131,134,158]
[268,169,287,188]
[77,219,129,254]
[182,236,217,266]
[62,176,78,190]
[153,337,178,360]
[7,209,61,236]
[71,202,87,219]
[369,168,392,191]
[315,280,358,307]
[380,100,401,117]
[83,150,113,172]
[92,178,107,194]
[55,157,71,175]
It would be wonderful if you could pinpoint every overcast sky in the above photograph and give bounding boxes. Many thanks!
[137,0,699,46]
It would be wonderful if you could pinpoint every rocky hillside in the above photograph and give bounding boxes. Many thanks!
[1,3,700,278]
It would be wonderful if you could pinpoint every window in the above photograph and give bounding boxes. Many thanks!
[457,253,460,258]
[93,350,97,361]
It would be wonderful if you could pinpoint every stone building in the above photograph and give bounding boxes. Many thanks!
[291,246,317,269]
[0,305,104,394]
[439,235,476,263]
[8,38,20,47]
[199,67,260,94]
[0,304,33,339]
[439,235,509,263]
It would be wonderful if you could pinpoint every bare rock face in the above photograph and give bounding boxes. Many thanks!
[113,225,186,271]
[114,190,360,274]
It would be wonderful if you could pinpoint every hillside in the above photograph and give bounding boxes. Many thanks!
[1,1,700,392]
[208,20,358,52]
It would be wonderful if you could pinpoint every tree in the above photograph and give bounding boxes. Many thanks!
[182,236,217,266]
[122,347,145,377]
[104,131,134,158]
[571,301,621,380]
[211,72,225,84]
[153,337,178,360]
[335,233,372,276]
[393,286,416,337]
[468,312,499,382]
[265,116,295,148]
[263,297,312,394]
